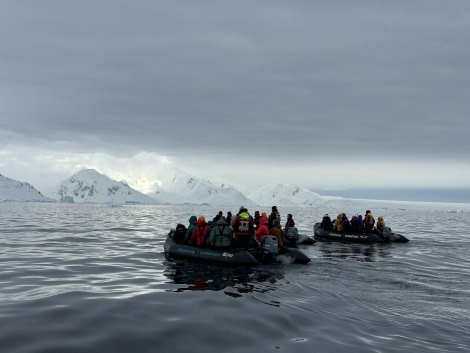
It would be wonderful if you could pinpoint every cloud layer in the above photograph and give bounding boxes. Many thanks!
[1,1,469,191]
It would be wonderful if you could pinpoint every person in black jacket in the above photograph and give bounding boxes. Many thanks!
[284,213,295,229]
[350,215,361,233]
[212,211,223,223]
[320,214,332,230]
[268,206,280,229]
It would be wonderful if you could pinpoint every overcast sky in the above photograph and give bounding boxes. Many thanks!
[1,1,470,194]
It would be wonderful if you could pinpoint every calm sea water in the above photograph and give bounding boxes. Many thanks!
[1,201,469,353]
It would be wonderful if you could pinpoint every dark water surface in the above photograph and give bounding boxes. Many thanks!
[1,202,469,353]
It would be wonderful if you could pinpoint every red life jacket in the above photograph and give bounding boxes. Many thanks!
[233,214,253,240]
[191,224,209,246]
[365,214,375,228]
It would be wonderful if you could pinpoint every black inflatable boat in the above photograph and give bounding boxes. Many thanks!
[165,230,311,265]
[313,223,409,243]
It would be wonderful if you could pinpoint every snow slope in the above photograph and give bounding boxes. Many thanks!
[149,170,256,206]
[245,183,328,207]
[0,174,55,202]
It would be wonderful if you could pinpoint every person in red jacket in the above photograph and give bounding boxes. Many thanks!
[231,206,255,248]
[190,216,210,246]
[259,212,268,228]
[364,210,375,232]
[255,220,269,242]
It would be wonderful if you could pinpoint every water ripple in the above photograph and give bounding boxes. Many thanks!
[1,203,470,353]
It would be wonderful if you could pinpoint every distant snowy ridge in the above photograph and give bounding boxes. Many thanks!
[58,169,327,206]
[2,169,469,209]
[0,174,55,202]
[246,183,327,207]
[146,169,327,207]
[149,171,256,206]
[57,169,158,204]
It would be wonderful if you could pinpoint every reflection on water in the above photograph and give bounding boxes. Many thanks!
[315,241,393,262]
[163,260,284,297]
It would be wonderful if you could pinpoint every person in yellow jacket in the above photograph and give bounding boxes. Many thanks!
[376,216,386,229]
[333,213,343,232]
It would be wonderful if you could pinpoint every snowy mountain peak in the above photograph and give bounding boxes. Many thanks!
[147,171,256,206]
[58,169,157,204]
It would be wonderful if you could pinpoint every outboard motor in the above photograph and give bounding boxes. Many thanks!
[283,227,299,244]
[379,226,392,241]
[258,236,279,264]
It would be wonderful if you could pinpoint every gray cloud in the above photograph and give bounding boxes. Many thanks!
[1,1,469,190]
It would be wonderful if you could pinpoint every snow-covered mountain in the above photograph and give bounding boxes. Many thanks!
[2,167,335,207]
[148,170,256,206]
[114,173,160,195]
[57,169,157,204]
[0,174,55,202]
[112,167,327,207]
[246,183,327,207]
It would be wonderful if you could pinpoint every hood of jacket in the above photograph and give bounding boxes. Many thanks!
[239,211,250,219]
[215,219,228,226]
[197,219,207,227]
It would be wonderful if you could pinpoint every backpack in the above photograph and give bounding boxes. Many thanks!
[238,217,251,233]
[172,223,187,243]
[368,216,375,225]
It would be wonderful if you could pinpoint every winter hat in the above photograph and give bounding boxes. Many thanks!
[239,205,247,212]
[197,216,206,222]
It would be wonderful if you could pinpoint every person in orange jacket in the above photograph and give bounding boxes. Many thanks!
[190,216,210,246]
[268,219,284,248]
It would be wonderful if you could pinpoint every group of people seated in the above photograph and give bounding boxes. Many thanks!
[172,206,296,250]
[320,210,386,233]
